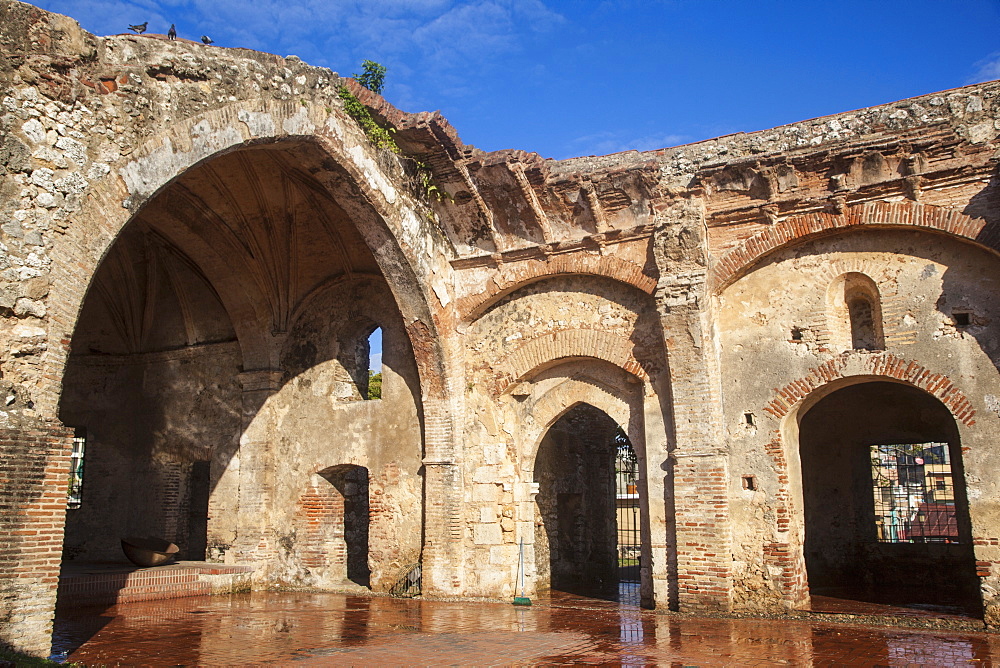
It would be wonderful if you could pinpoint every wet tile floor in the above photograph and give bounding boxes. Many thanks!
[52,589,1000,666]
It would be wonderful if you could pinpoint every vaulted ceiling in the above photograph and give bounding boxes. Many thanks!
[74,143,384,356]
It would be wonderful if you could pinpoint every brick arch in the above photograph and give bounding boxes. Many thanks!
[533,379,632,436]
[522,377,635,470]
[458,253,656,321]
[42,98,446,416]
[764,351,976,426]
[757,352,977,607]
[493,329,648,396]
[710,201,1000,293]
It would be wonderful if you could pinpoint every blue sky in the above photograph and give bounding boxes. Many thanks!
[32,0,1000,160]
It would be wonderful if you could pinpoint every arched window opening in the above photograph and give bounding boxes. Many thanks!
[827,273,885,352]
[848,294,877,350]
[367,327,382,400]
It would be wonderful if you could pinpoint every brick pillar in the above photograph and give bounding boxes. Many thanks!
[420,398,464,596]
[653,199,732,612]
[0,422,74,656]
[233,370,283,568]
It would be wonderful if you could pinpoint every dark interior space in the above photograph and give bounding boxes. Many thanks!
[186,461,211,561]
[799,381,981,616]
[323,465,371,588]
[534,404,621,599]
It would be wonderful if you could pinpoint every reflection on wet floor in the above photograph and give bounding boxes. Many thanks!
[53,589,1000,666]
[808,585,983,620]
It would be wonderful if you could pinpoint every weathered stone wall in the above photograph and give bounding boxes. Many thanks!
[718,230,1000,612]
[262,278,424,591]
[59,342,242,561]
[3,0,1000,655]
[460,275,667,603]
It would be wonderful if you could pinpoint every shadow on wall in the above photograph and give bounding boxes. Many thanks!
[54,140,426,595]
[937,171,1000,374]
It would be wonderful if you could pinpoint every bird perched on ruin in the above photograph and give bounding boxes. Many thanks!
[167,24,176,40]
[201,35,213,44]
[128,22,147,34]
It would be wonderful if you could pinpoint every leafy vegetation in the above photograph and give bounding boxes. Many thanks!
[353,60,387,95]
[367,371,382,400]
[412,160,451,203]
[339,61,449,205]
[336,86,399,153]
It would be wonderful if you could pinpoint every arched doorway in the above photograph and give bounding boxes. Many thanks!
[799,381,980,614]
[533,403,643,603]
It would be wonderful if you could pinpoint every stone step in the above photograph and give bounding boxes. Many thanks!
[57,561,254,608]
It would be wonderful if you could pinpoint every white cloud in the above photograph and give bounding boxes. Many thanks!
[564,130,688,158]
[968,52,1000,84]
[33,0,566,127]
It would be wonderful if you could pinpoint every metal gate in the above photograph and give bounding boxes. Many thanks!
[614,429,640,585]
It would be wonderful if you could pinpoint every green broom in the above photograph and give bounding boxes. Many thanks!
[513,537,531,606]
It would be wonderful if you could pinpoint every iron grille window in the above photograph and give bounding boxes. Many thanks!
[614,428,640,583]
[870,442,958,543]
[68,429,86,509]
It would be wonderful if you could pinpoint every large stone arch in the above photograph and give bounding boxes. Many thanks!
[494,330,651,396]
[709,201,1000,293]
[501,356,669,608]
[519,374,638,469]
[43,98,452,419]
[765,352,977,426]
[40,96,468,601]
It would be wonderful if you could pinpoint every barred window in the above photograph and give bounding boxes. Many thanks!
[68,428,86,509]
[870,442,958,543]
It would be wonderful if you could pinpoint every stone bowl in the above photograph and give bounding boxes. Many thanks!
[121,536,179,567]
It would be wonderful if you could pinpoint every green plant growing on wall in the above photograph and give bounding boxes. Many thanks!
[337,59,398,152]
[353,59,387,95]
[336,85,400,153]
[412,160,452,203]
[337,61,450,207]
[368,370,382,400]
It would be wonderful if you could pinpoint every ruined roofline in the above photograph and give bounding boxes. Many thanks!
[7,0,998,180]
[548,78,1000,176]
[5,0,999,200]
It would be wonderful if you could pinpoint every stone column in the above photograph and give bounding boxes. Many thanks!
[233,369,283,570]
[0,420,74,656]
[653,199,732,612]
[641,384,672,609]
[420,397,465,596]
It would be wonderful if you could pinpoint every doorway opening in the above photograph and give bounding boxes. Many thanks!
[614,428,641,603]
[534,404,642,604]
[319,465,371,587]
[799,381,980,616]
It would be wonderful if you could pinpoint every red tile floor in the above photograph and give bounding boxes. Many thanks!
[53,588,1000,666]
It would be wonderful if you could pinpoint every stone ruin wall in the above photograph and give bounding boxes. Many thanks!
[3,0,1000,655]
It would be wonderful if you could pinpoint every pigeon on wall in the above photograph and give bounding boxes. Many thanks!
[128,22,147,34]
[201,35,214,44]
[167,24,176,40]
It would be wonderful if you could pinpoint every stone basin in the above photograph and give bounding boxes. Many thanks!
[120,537,179,568]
